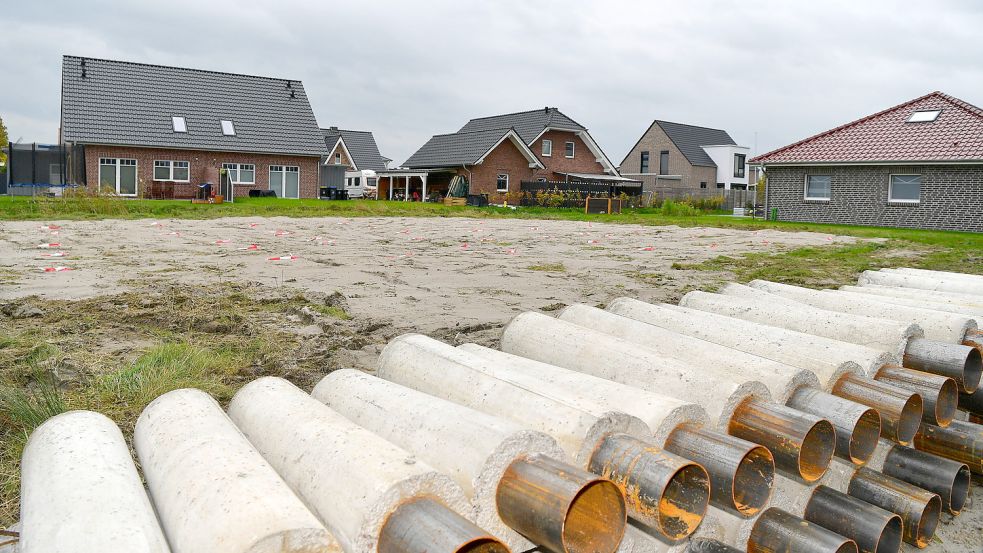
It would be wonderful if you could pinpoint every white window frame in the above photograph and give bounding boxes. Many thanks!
[888,174,921,204]
[496,173,509,193]
[222,163,255,185]
[803,174,831,201]
[907,110,941,123]
[565,141,575,158]
[542,139,552,157]
[172,116,187,133]
[269,165,300,199]
[98,158,139,197]
[153,160,190,182]
[335,152,342,164]
[221,120,236,136]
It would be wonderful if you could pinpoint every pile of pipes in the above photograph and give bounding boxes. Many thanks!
[11,267,983,553]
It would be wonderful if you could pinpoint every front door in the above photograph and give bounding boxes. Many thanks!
[98,158,138,196]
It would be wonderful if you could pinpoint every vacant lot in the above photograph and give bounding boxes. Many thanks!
[0,213,980,551]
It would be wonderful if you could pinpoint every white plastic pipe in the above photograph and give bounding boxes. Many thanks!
[312,369,564,551]
[838,286,983,318]
[846,283,983,309]
[680,288,922,357]
[858,270,983,296]
[20,411,171,553]
[228,377,473,553]
[134,388,338,553]
[745,280,977,343]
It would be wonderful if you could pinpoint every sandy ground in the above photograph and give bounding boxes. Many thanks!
[0,215,979,552]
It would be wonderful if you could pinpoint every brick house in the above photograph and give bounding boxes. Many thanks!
[620,120,751,194]
[399,107,623,197]
[60,55,326,200]
[753,91,983,232]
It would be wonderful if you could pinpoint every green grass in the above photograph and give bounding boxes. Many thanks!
[526,263,567,272]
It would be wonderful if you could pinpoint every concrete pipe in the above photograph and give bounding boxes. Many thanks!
[914,421,983,474]
[844,283,983,310]
[878,445,971,515]
[884,267,983,284]
[559,304,878,465]
[606,299,922,445]
[227,377,502,553]
[845,467,941,548]
[377,335,708,540]
[312,370,626,553]
[748,509,857,553]
[858,270,983,296]
[501,312,835,482]
[838,285,983,318]
[133,388,338,553]
[458,344,775,518]
[19,411,171,553]
[874,365,958,426]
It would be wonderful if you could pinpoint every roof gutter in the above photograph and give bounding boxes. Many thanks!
[756,160,983,167]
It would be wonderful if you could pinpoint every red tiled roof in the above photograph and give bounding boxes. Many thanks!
[751,92,983,164]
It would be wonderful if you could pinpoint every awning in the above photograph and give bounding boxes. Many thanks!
[555,172,641,183]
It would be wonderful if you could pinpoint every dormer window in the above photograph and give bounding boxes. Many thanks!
[221,120,236,136]
[335,153,342,164]
[172,116,187,133]
[907,110,940,123]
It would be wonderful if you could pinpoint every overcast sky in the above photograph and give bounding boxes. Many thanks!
[2,1,981,164]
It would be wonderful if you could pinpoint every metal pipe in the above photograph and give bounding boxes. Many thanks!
[832,373,922,445]
[664,425,774,517]
[787,387,881,465]
[379,498,511,553]
[588,433,709,540]
[914,421,983,474]
[847,467,941,547]
[874,365,957,426]
[728,398,835,482]
[748,508,858,553]
[880,446,971,515]
[958,380,983,415]
[496,454,626,553]
[903,337,982,394]
[804,485,903,553]
[686,538,743,553]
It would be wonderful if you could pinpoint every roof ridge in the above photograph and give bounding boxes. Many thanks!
[63,54,303,85]
[655,119,729,134]
[933,91,983,120]
[427,126,515,138]
[465,107,555,123]
[750,91,947,163]
[321,128,373,134]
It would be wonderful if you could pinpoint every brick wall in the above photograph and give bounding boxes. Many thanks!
[620,123,717,192]
[457,139,537,195]
[326,141,355,171]
[531,130,608,178]
[83,145,321,199]
[764,165,983,232]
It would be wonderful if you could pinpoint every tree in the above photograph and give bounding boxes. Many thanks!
[0,115,7,165]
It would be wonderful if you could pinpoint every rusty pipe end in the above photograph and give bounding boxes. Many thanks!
[914,422,983,475]
[728,399,835,482]
[875,366,957,427]
[664,425,774,517]
[496,454,626,553]
[787,387,881,465]
[588,433,709,540]
[848,467,941,548]
[749,508,858,553]
[903,337,981,394]
[832,373,923,445]
[882,444,971,515]
[380,498,511,553]
[804,485,902,553]
[931,378,958,426]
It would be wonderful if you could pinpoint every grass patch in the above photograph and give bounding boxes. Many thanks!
[526,263,567,272]
[310,305,351,320]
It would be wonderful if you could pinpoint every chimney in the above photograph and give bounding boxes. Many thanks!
[329,126,338,131]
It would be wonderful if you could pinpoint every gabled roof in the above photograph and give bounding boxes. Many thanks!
[322,128,387,171]
[402,128,542,169]
[751,91,983,165]
[654,121,737,167]
[458,107,586,144]
[60,55,325,156]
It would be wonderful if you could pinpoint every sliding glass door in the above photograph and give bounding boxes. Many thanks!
[269,166,300,199]
[99,158,138,196]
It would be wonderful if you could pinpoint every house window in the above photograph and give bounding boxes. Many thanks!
[542,139,552,157]
[659,151,669,174]
[98,158,138,196]
[565,141,575,158]
[269,165,300,198]
[222,163,255,184]
[221,120,236,136]
[700,182,707,189]
[734,154,746,178]
[907,110,941,123]
[716,183,725,189]
[804,175,832,200]
[153,160,190,182]
[335,153,342,164]
[497,173,509,192]
[366,178,377,188]
[172,116,187,133]
[536,177,547,182]
[640,151,650,173]
[889,175,921,203]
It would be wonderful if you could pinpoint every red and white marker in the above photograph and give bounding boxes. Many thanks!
[165,231,181,236]
[639,246,655,252]
[249,223,259,228]
[239,244,261,251]
[41,266,73,273]
[273,230,291,237]
[267,255,300,261]
[505,248,517,255]
[150,221,163,227]
[38,224,62,231]
[37,243,61,249]
[39,252,67,257]
[587,239,600,244]
[215,240,231,244]
[460,242,469,250]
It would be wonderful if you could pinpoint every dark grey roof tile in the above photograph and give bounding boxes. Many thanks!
[655,121,736,167]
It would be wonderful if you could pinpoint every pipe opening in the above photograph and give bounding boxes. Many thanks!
[563,481,627,553]
[733,446,774,517]
[895,394,923,445]
[658,464,710,540]
[877,516,903,553]
[950,465,971,514]
[799,419,836,482]
[458,538,511,553]
[847,408,881,465]
[934,379,958,426]
[379,498,512,553]
[962,347,982,393]
[914,495,942,548]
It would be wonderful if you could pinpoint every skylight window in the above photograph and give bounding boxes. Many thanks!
[221,120,236,136]
[907,110,941,123]
[172,116,187,133]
